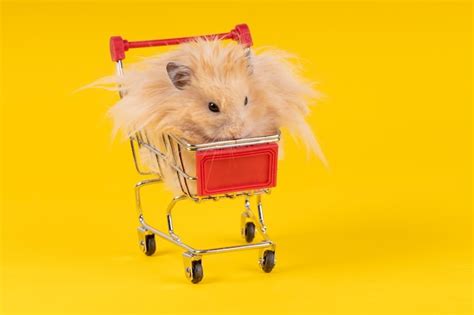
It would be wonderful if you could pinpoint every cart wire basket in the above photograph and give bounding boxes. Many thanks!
[109,24,280,283]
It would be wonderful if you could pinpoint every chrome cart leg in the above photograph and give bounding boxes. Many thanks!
[135,178,162,218]
[166,195,187,241]
[135,178,162,255]
[256,194,268,234]
[254,194,276,272]
[241,195,271,242]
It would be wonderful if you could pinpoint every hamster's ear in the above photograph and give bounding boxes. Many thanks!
[166,62,192,90]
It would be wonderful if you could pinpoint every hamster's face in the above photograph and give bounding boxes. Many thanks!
[166,61,257,143]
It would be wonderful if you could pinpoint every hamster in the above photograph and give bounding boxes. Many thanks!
[100,39,325,194]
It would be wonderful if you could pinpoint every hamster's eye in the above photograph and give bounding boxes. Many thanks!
[244,96,248,106]
[208,102,220,113]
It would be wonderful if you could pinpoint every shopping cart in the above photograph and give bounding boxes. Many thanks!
[109,24,280,283]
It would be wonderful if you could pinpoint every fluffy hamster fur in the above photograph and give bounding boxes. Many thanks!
[97,39,324,194]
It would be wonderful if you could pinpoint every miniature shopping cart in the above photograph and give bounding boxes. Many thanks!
[109,24,279,283]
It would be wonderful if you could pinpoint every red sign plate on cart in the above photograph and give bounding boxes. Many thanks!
[196,143,278,196]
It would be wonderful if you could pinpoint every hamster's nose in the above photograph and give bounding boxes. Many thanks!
[227,121,246,140]
[228,130,243,140]
[229,131,239,140]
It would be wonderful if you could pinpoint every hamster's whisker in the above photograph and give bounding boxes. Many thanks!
[204,132,222,188]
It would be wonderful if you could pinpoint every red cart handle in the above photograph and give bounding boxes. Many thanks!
[110,24,253,62]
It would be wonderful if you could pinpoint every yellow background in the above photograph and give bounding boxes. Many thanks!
[0,0,472,314]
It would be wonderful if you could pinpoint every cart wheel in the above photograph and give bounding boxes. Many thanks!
[260,250,275,273]
[243,222,256,243]
[189,260,204,284]
[143,234,156,256]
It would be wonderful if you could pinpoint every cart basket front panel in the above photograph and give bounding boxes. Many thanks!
[195,143,278,196]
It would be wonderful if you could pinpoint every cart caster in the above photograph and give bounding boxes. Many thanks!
[143,234,156,256]
[259,250,275,273]
[243,222,256,243]
[183,253,204,284]
[189,260,203,284]
[137,227,156,256]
